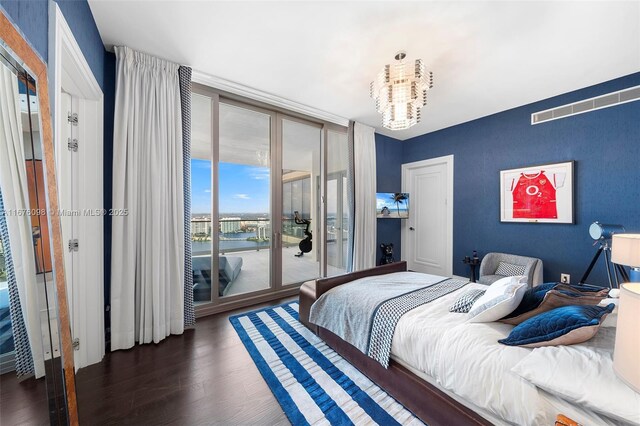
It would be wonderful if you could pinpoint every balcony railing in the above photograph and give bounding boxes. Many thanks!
[192,218,297,254]
[190,217,347,255]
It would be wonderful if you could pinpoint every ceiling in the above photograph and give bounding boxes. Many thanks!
[88,1,640,140]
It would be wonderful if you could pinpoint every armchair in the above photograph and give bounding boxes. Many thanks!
[479,252,543,287]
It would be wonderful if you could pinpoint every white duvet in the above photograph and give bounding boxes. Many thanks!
[390,281,622,426]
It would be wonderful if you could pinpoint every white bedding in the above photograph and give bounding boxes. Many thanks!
[390,280,621,425]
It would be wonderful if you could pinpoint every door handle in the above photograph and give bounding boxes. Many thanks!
[409,227,415,231]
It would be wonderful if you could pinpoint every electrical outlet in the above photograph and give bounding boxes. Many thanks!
[561,273,570,284]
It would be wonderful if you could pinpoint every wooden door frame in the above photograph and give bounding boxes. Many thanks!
[401,155,454,276]
[1,9,79,425]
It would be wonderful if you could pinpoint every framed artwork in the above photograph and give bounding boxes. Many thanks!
[500,161,574,224]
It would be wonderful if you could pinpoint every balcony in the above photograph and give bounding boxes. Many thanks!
[191,218,348,301]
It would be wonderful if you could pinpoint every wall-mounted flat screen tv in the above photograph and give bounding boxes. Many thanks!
[376,193,409,219]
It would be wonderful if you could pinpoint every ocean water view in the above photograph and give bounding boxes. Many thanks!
[192,231,271,254]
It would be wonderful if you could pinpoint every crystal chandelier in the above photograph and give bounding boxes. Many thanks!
[370,52,433,130]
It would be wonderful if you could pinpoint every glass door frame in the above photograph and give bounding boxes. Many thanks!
[276,113,325,287]
[218,97,278,303]
[192,83,348,317]
[323,124,349,277]
[326,169,348,272]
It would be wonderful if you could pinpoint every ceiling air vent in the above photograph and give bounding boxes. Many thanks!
[531,85,640,125]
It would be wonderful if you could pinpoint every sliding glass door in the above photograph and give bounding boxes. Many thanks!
[326,129,350,276]
[191,93,214,304]
[191,84,348,311]
[218,101,273,298]
[280,117,322,286]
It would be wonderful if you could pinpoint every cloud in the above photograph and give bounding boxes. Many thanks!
[233,194,250,200]
[204,189,211,193]
[251,171,270,180]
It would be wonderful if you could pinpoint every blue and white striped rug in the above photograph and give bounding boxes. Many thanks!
[229,302,425,426]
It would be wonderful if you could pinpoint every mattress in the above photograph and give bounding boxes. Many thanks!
[390,279,620,425]
[391,356,506,426]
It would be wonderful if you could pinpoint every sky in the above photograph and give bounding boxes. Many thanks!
[191,159,344,216]
[191,159,270,214]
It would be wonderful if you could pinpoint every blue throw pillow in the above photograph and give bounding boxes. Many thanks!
[499,304,615,347]
[502,282,608,320]
[502,282,557,319]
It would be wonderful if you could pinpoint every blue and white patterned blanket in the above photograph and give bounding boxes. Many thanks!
[309,272,467,368]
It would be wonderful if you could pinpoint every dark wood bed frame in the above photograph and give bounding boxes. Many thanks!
[299,261,493,426]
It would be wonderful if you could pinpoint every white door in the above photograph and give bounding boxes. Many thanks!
[58,92,77,328]
[57,92,104,370]
[402,156,453,276]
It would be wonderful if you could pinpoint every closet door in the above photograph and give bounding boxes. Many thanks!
[58,92,77,332]
[74,96,104,369]
[57,92,104,369]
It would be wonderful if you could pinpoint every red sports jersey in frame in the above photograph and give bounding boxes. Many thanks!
[500,161,574,224]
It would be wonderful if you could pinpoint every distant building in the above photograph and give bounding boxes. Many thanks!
[191,217,212,237]
[256,223,271,239]
[220,217,241,233]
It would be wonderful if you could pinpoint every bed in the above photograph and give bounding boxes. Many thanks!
[299,262,630,426]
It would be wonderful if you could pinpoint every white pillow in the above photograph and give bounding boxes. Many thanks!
[511,329,640,425]
[467,275,527,323]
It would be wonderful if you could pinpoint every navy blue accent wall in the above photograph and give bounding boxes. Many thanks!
[399,72,640,285]
[375,133,403,264]
[103,51,115,345]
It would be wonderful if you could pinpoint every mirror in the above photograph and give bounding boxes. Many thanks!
[1,11,78,426]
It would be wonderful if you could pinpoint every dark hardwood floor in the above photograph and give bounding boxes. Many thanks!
[1,299,293,425]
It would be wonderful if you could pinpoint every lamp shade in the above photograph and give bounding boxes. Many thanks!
[612,234,640,267]
[614,283,640,392]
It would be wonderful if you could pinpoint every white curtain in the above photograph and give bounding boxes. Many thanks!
[111,46,185,350]
[351,122,377,271]
[0,63,45,377]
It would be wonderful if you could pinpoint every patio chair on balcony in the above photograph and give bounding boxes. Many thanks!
[192,255,243,301]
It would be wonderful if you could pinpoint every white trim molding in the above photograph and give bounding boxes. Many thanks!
[401,155,454,277]
[192,70,349,127]
[48,1,103,113]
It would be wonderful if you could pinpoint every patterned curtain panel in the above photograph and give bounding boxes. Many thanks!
[0,189,34,377]
[346,121,356,272]
[179,66,195,328]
